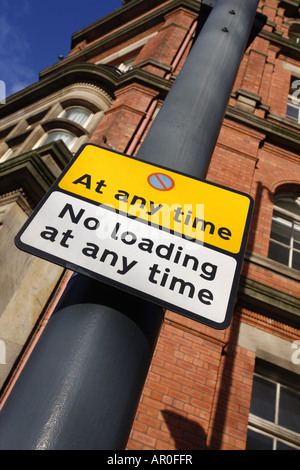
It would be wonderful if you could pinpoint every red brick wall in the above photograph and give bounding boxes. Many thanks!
[137,9,196,75]
[127,311,256,450]
[90,83,160,153]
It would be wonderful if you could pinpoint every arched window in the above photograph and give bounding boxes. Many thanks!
[42,129,76,149]
[36,105,94,151]
[61,106,92,127]
[268,195,300,270]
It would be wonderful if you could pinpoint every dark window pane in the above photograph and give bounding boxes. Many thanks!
[292,251,300,270]
[286,103,299,121]
[43,130,74,148]
[277,440,297,450]
[268,241,289,266]
[269,199,300,269]
[250,375,276,422]
[279,387,300,434]
[247,429,273,450]
[276,199,300,216]
[294,224,300,251]
[270,218,292,245]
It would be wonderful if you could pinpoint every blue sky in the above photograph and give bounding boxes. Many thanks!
[0,0,123,98]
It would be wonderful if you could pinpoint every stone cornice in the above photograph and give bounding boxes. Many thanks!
[260,29,300,56]
[0,64,172,119]
[1,62,299,156]
[0,64,117,118]
[117,66,172,94]
[225,105,300,154]
[39,0,299,83]
[70,0,200,50]
[238,275,300,326]
[39,0,200,82]
[0,141,72,207]
[0,189,32,216]
[245,251,300,283]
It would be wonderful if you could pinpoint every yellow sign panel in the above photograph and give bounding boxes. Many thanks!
[59,145,251,254]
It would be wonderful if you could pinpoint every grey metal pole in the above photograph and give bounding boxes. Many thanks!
[138,0,259,174]
[0,0,259,450]
[0,276,164,450]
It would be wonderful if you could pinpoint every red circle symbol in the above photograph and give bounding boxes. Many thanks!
[147,173,175,191]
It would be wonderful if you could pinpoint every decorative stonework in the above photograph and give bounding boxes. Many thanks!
[0,189,32,216]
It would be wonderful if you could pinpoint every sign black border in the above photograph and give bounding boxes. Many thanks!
[15,143,254,330]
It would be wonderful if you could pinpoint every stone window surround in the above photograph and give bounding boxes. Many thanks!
[0,83,113,161]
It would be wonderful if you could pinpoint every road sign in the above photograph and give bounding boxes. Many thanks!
[15,144,253,329]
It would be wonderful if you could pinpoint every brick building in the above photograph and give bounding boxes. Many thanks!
[0,0,299,450]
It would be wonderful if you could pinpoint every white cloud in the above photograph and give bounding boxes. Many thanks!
[0,11,36,97]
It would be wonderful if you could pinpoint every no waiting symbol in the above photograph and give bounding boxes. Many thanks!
[148,173,175,191]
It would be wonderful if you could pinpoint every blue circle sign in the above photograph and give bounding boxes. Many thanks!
[147,172,175,191]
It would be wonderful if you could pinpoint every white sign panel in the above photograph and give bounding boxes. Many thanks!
[18,191,237,328]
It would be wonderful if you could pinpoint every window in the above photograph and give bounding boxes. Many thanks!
[247,366,300,450]
[286,76,300,124]
[61,107,92,127]
[36,106,93,151]
[268,195,300,270]
[42,130,76,149]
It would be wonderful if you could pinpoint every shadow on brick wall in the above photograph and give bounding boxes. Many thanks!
[162,410,208,450]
